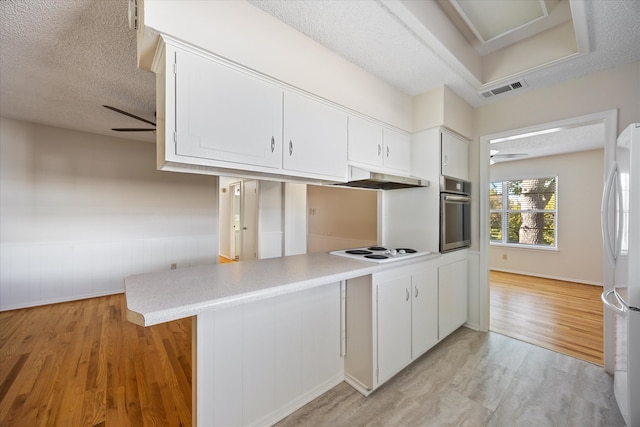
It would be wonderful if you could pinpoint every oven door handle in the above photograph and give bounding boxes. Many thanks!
[443,195,471,202]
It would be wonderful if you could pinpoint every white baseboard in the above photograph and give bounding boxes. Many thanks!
[254,373,344,427]
[490,268,603,286]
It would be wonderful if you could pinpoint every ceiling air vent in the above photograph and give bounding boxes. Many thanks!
[480,79,528,98]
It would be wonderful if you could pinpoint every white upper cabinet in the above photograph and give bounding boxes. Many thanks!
[382,128,411,173]
[283,91,348,180]
[348,116,410,174]
[174,46,283,169]
[348,116,383,167]
[441,129,469,180]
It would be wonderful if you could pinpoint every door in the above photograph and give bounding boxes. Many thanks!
[438,259,468,338]
[240,180,259,261]
[411,266,439,357]
[174,47,282,168]
[376,276,412,385]
[283,91,348,179]
[230,182,241,260]
[441,131,468,180]
[382,128,410,173]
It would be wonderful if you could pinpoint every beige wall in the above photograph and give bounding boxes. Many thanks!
[307,185,377,252]
[489,149,604,284]
[0,118,219,309]
[471,61,640,254]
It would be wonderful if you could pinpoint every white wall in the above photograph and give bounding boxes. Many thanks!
[0,118,219,310]
[489,149,604,284]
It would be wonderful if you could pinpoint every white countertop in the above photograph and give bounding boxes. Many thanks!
[125,251,439,326]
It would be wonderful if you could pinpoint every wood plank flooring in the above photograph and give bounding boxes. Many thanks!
[276,327,624,426]
[489,270,604,365]
[0,294,192,427]
[1,270,608,426]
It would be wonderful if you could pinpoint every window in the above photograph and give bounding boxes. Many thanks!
[490,177,557,248]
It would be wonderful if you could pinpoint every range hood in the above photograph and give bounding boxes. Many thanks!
[334,167,430,190]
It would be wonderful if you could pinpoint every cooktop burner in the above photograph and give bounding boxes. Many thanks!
[329,246,430,264]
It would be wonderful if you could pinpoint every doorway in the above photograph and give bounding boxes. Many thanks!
[228,180,259,261]
[478,109,618,371]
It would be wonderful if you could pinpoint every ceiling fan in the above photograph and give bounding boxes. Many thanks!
[103,105,156,132]
[490,150,528,164]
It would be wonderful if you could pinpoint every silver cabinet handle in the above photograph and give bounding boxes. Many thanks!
[271,136,275,153]
[377,144,382,156]
[386,146,390,157]
[289,140,293,156]
[415,286,419,298]
[405,288,410,301]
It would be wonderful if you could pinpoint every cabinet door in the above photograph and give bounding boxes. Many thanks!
[382,128,411,173]
[283,91,348,180]
[441,131,469,180]
[438,259,468,339]
[348,116,383,167]
[411,265,439,357]
[174,48,283,168]
[376,276,412,385]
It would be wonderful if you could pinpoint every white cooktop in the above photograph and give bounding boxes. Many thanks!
[329,246,431,264]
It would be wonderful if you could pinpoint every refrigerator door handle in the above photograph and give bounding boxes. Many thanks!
[601,162,618,266]
[601,288,626,315]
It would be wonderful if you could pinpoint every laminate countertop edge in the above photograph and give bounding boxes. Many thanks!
[125,251,440,326]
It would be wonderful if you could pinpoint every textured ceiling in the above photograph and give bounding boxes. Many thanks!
[490,122,605,163]
[0,0,639,147]
[0,0,156,142]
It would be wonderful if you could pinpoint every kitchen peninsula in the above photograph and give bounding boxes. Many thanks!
[125,250,471,426]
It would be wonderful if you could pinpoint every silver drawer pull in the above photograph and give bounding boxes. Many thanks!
[271,136,275,152]
[289,140,293,156]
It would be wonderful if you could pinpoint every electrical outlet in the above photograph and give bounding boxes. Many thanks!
[171,263,177,270]
[502,254,508,260]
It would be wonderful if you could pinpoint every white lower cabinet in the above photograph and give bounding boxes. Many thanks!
[376,275,413,384]
[411,266,439,356]
[377,262,438,384]
[438,258,468,339]
[345,260,439,394]
[196,282,343,427]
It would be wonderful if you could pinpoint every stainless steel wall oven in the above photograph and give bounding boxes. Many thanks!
[440,176,471,252]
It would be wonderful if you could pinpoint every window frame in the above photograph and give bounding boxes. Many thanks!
[489,176,558,250]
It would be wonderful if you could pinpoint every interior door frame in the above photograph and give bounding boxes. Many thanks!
[478,109,618,372]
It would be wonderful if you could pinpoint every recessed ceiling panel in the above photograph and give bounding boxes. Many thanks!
[451,0,549,43]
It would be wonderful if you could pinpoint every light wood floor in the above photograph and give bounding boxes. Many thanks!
[489,270,604,365]
[1,271,607,426]
[0,294,192,427]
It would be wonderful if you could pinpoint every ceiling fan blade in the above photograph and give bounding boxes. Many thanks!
[103,105,156,127]
[111,128,156,132]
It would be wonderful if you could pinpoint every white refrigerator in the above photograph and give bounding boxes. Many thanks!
[601,123,640,427]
